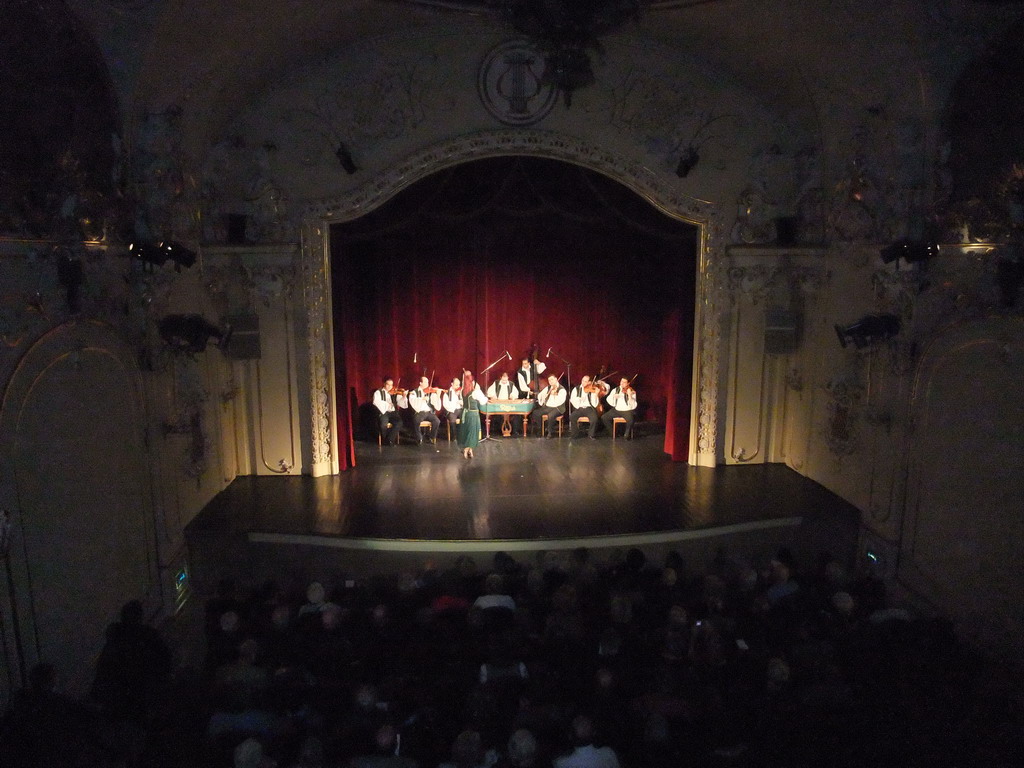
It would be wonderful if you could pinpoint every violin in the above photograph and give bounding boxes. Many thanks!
[423,386,444,394]
[387,387,407,396]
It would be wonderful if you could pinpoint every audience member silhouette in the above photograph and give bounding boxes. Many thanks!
[91,599,172,722]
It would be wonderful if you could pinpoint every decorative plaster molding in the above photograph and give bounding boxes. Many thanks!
[477,40,558,126]
[301,221,334,475]
[695,254,722,464]
[305,131,714,223]
[300,130,722,472]
[723,247,830,306]
[822,375,864,458]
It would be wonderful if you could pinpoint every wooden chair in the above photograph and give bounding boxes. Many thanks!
[446,418,481,442]
[540,414,563,437]
[418,420,436,443]
[378,430,403,446]
[611,417,628,439]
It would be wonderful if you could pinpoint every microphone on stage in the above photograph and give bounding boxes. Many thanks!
[413,352,417,364]
[546,347,552,359]
[505,350,512,361]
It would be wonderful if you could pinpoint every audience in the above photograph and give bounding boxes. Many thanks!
[552,715,620,768]
[2,545,1022,767]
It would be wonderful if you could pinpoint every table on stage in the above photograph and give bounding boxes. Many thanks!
[481,399,534,437]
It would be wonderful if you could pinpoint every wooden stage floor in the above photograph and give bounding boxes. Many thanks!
[188,430,861,549]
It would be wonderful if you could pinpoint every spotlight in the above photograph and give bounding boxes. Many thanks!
[335,143,358,175]
[835,314,901,349]
[161,240,197,270]
[158,314,225,354]
[675,146,699,178]
[879,240,938,265]
[129,239,197,271]
[128,240,160,266]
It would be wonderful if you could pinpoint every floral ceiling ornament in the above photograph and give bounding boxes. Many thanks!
[829,160,879,242]
[503,0,642,107]
[732,186,776,244]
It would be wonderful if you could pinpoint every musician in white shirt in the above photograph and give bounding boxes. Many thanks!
[601,377,638,439]
[441,376,464,435]
[407,376,441,444]
[372,377,405,445]
[486,371,519,400]
[534,374,567,438]
[569,375,602,439]
[516,357,546,398]
[486,371,521,435]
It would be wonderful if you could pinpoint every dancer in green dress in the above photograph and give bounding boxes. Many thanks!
[457,370,483,458]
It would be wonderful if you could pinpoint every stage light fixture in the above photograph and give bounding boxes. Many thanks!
[336,143,358,175]
[128,240,156,263]
[158,314,226,354]
[161,240,197,270]
[129,239,197,271]
[879,239,938,265]
[834,313,901,349]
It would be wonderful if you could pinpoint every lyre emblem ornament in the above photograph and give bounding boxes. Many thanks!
[478,40,557,126]
[496,52,542,115]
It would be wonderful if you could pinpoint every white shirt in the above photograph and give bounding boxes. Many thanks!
[408,387,441,413]
[538,384,567,408]
[487,380,518,400]
[554,744,621,768]
[373,387,403,414]
[516,361,546,393]
[442,387,463,412]
[570,385,602,410]
[468,383,488,406]
[606,386,637,412]
[473,593,516,612]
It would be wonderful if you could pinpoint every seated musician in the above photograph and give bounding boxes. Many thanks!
[486,371,519,400]
[486,371,524,435]
[570,375,602,439]
[534,374,567,438]
[408,376,441,444]
[516,357,547,398]
[601,377,638,439]
[441,376,463,435]
[372,377,405,445]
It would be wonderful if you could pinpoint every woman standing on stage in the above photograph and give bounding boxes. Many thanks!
[457,370,486,458]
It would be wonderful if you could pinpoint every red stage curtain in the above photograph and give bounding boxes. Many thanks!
[330,260,358,470]
[330,158,696,465]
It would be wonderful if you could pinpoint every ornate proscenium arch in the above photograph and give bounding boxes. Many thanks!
[300,130,723,475]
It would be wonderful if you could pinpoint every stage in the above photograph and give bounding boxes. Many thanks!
[185,427,861,587]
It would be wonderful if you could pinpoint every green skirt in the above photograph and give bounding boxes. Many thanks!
[457,407,481,448]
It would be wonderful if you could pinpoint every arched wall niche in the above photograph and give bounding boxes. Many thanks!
[899,314,1024,662]
[0,320,159,696]
[299,130,723,475]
